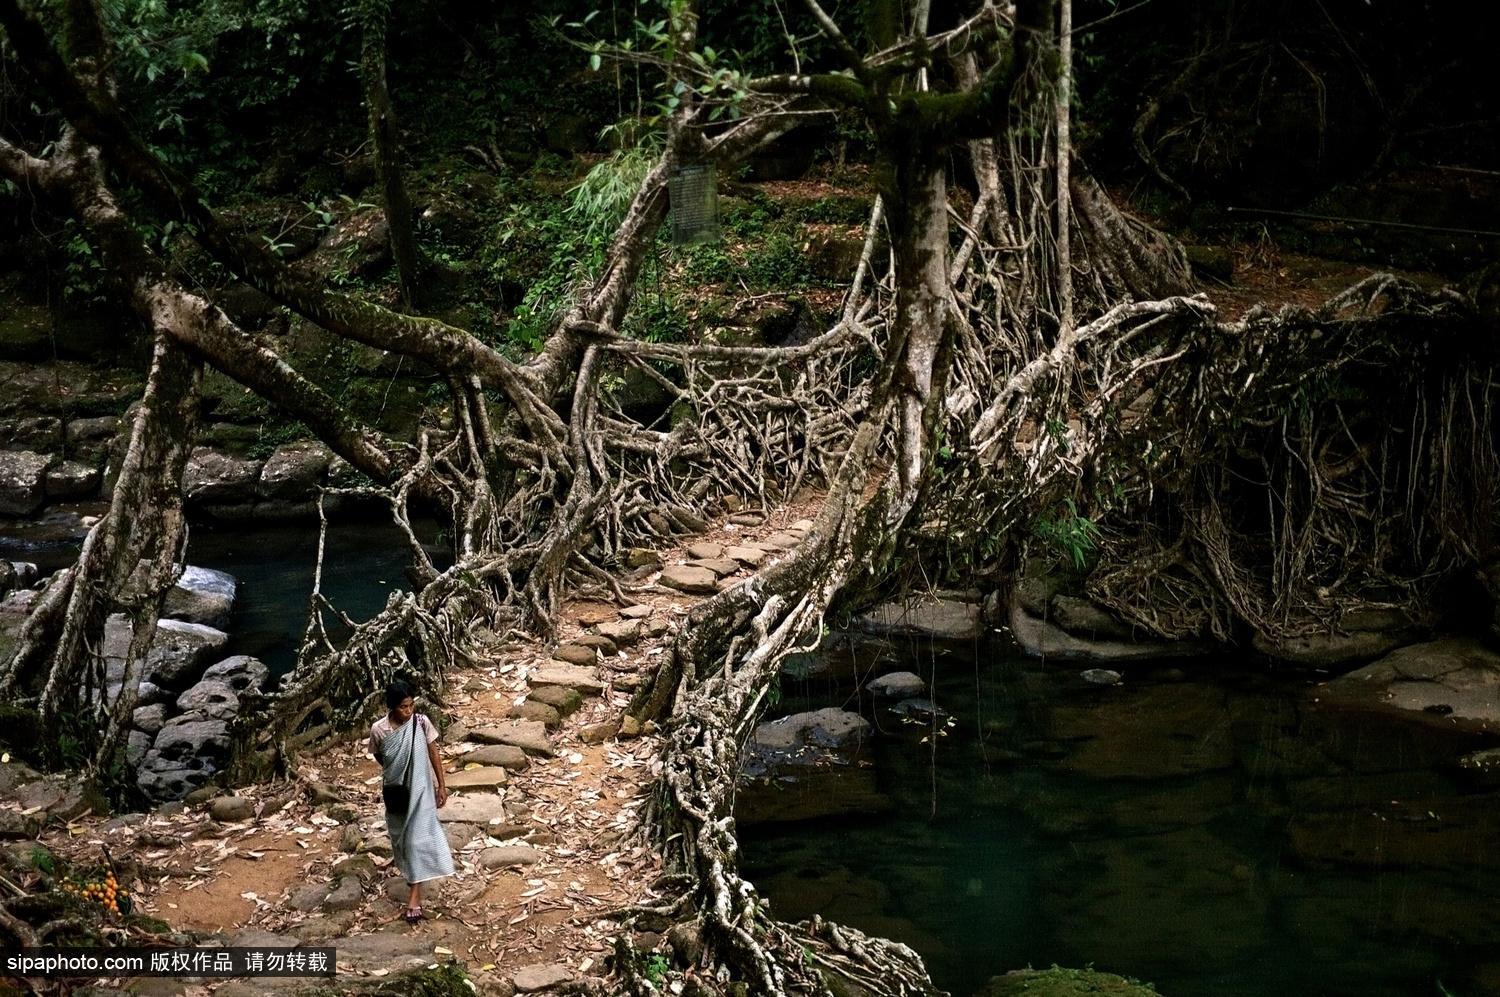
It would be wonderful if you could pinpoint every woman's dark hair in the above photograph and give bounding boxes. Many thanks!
[385,680,414,711]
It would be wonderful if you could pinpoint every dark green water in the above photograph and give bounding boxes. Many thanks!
[739,637,1500,997]
[1,516,428,675]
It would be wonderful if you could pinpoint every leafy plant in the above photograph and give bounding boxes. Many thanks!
[1032,498,1101,571]
[644,952,670,985]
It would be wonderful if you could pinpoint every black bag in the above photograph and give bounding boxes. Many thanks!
[381,716,420,816]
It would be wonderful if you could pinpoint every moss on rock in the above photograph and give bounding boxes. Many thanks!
[979,966,1161,996]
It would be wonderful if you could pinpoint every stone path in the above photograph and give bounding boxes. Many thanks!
[9,501,823,994]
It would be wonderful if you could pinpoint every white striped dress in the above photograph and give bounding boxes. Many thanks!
[368,713,455,885]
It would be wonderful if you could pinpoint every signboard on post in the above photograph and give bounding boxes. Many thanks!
[669,164,720,246]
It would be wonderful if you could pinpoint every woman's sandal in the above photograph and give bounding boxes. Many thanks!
[403,905,423,924]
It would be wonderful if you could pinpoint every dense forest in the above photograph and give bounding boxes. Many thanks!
[0,0,1496,994]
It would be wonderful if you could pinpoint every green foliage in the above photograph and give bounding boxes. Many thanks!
[644,952,670,985]
[1032,499,1101,572]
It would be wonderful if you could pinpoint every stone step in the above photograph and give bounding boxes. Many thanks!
[660,564,717,593]
[552,643,598,666]
[689,557,741,577]
[725,545,767,567]
[595,618,641,646]
[528,685,584,717]
[468,720,555,756]
[446,766,510,792]
[685,541,724,560]
[529,663,605,695]
[463,744,529,770]
[436,792,509,825]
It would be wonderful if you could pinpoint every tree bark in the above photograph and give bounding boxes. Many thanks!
[360,0,420,308]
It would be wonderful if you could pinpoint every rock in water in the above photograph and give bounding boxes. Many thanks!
[162,566,238,630]
[866,671,926,699]
[1081,668,1124,686]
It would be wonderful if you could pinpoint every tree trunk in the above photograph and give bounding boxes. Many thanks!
[360,0,420,308]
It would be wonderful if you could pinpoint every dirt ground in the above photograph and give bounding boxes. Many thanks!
[32,497,823,993]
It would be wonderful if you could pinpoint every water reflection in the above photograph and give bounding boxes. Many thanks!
[739,639,1500,996]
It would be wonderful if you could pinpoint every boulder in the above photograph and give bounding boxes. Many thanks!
[175,679,240,720]
[321,875,364,912]
[132,703,169,735]
[162,566,238,630]
[1081,668,1124,686]
[574,634,618,656]
[183,450,262,505]
[16,779,90,822]
[516,701,561,728]
[124,730,152,769]
[0,450,51,515]
[528,685,583,717]
[286,882,330,913]
[660,565,718,594]
[1051,595,1135,641]
[44,460,101,500]
[1252,629,1406,669]
[0,813,40,840]
[858,594,981,641]
[209,795,255,822]
[257,442,331,499]
[103,615,230,690]
[748,708,871,761]
[1325,638,1500,726]
[444,821,481,852]
[866,671,925,699]
[552,643,597,666]
[1009,601,1209,663]
[201,654,270,692]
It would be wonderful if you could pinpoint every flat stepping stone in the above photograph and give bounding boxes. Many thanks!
[685,541,724,560]
[463,744,529,770]
[334,932,433,972]
[660,564,718,593]
[552,643,597,666]
[596,618,641,646]
[479,844,542,869]
[447,766,510,791]
[469,720,555,756]
[529,685,584,716]
[690,558,741,577]
[790,519,816,531]
[437,792,509,825]
[574,634,618,656]
[513,964,573,992]
[620,604,652,619]
[530,663,605,695]
[728,512,765,525]
[725,545,767,567]
[764,532,800,550]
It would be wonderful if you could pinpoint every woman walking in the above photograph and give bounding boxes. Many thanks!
[368,680,453,924]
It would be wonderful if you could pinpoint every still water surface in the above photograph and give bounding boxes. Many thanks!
[739,637,1500,997]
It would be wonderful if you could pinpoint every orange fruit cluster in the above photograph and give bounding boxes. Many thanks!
[62,871,125,915]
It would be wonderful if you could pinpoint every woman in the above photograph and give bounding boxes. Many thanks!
[368,680,453,924]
